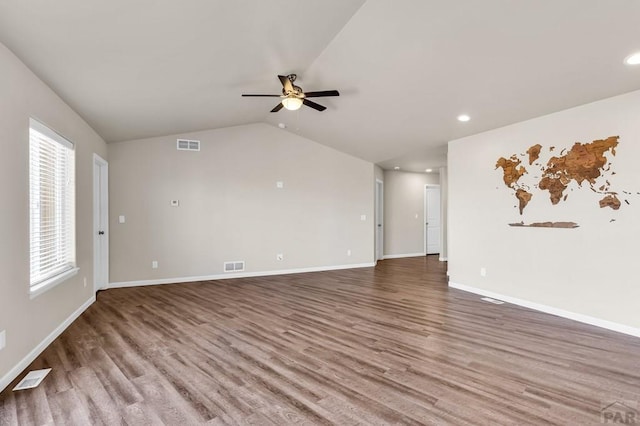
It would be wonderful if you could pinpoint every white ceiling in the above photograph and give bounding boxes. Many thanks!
[1,1,639,172]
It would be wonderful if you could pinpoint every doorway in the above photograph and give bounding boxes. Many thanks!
[424,185,441,255]
[93,154,109,292]
[375,179,384,260]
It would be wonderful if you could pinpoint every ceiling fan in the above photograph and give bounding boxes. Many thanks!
[242,74,340,112]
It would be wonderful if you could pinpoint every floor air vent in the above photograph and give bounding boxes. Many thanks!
[481,297,505,305]
[13,368,52,391]
[177,139,200,151]
[224,261,245,272]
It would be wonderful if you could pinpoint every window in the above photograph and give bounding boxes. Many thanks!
[29,118,77,297]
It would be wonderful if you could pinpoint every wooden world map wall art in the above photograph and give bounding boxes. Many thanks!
[495,136,636,228]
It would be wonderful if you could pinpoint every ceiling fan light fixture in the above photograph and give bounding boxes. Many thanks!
[282,97,303,111]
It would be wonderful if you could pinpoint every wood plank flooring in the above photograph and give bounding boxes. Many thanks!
[1,256,640,425]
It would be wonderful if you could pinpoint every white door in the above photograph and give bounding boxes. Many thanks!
[375,180,384,260]
[425,185,441,255]
[93,154,109,292]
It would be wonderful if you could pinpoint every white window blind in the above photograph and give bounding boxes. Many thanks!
[29,119,77,295]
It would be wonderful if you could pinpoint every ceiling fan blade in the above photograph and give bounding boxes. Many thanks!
[302,99,326,111]
[303,90,340,98]
[242,94,282,97]
[278,75,294,93]
[270,103,284,113]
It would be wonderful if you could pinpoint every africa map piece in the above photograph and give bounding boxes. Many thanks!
[509,221,579,228]
[496,136,632,227]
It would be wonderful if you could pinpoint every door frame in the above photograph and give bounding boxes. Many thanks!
[424,184,441,255]
[375,179,384,261]
[93,154,109,292]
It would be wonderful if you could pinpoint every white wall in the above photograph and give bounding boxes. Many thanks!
[448,90,640,331]
[383,170,439,257]
[0,42,107,388]
[108,123,375,284]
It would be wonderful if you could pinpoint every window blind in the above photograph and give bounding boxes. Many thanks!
[29,119,76,292]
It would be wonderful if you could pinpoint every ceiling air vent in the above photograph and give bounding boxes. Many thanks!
[177,139,200,151]
[224,261,245,272]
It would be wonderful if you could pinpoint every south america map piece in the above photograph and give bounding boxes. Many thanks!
[496,136,627,227]
[515,189,532,215]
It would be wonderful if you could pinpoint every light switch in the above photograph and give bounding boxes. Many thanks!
[0,330,5,351]
[118,215,125,224]
[276,181,284,189]
[360,215,366,221]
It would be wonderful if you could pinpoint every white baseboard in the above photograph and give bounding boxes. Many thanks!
[0,295,96,392]
[439,256,448,262]
[109,262,376,289]
[382,253,426,260]
[449,282,640,338]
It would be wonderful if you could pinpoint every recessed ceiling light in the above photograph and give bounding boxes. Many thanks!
[394,166,400,170]
[425,169,433,173]
[457,114,471,122]
[624,52,640,65]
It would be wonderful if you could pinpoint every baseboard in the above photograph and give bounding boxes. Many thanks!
[382,253,426,260]
[449,282,640,338]
[0,295,96,392]
[108,262,377,289]
[439,256,448,262]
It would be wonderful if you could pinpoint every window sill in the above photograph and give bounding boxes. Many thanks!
[30,267,79,299]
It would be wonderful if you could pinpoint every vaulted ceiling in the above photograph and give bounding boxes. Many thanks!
[1,1,639,172]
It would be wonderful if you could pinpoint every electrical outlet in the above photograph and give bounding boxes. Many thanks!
[152,260,158,269]
[480,267,487,277]
[347,249,351,256]
[0,330,6,351]
[119,215,125,224]
[276,253,284,261]
[276,181,284,189]
[360,215,366,221]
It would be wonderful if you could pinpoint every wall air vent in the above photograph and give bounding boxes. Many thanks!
[224,261,245,272]
[177,139,200,151]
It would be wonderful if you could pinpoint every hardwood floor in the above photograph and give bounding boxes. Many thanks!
[1,256,639,425]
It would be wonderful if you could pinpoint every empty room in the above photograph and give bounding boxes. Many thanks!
[1,1,640,424]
